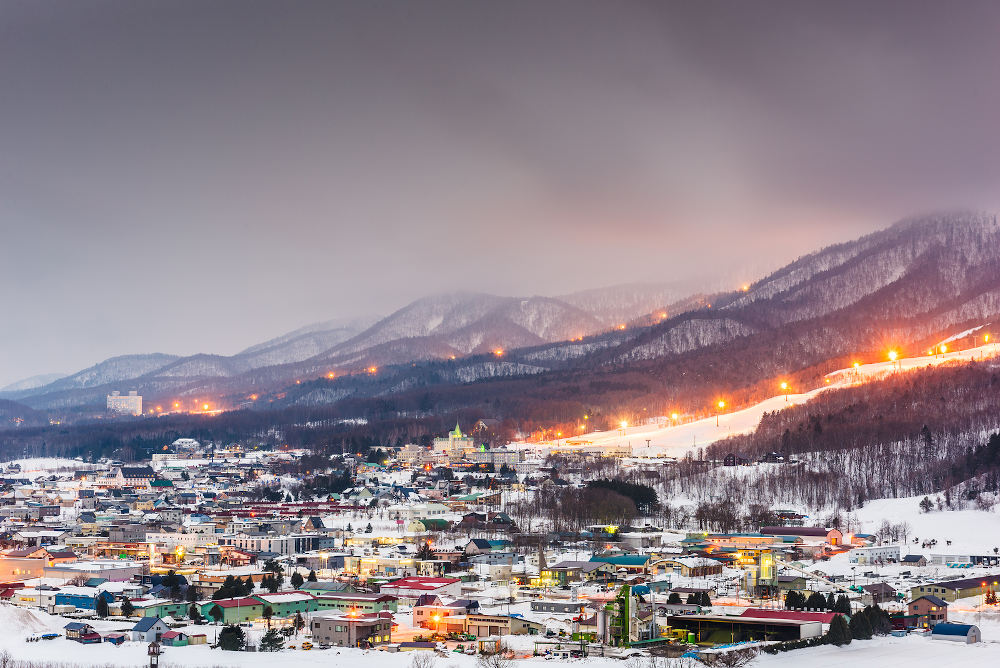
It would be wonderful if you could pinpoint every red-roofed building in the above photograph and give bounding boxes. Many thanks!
[379,577,462,604]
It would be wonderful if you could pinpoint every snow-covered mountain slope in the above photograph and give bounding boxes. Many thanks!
[0,373,66,393]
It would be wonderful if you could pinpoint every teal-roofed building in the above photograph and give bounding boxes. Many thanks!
[589,554,651,574]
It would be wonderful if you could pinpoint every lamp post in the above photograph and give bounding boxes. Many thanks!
[780,382,789,403]
[716,401,725,427]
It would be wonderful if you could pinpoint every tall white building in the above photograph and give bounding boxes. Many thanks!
[107,390,142,416]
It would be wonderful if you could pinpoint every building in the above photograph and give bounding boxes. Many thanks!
[759,526,844,546]
[653,557,724,578]
[849,545,900,564]
[901,554,928,567]
[251,591,317,618]
[910,576,1000,602]
[200,598,264,624]
[540,561,614,586]
[432,423,477,461]
[931,623,981,644]
[314,592,398,613]
[465,613,544,637]
[64,622,101,644]
[310,611,393,647]
[107,391,142,416]
[667,614,823,643]
[378,576,463,604]
[908,595,948,628]
[130,617,169,643]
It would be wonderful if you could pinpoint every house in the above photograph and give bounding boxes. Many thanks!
[653,557,723,578]
[589,554,650,574]
[901,554,928,567]
[310,610,393,647]
[64,622,101,644]
[464,539,493,555]
[160,630,189,647]
[723,453,750,466]
[931,623,981,644]
[130,617,170,643]
[909,595,948,628]
[413,598,479,629]
[861,582,897,604]
[200,598,265,624]
[539,561,614,586]
[910,577,998,602]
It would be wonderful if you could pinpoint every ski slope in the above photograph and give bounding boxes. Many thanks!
[513,339,1000,458]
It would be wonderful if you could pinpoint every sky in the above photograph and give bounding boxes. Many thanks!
[3,0,1000,386]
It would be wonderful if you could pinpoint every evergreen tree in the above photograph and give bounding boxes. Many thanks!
[291,571,304,588]
[365,522,373,533]
[826,593,836,610]
[188,603,203,623]
[186,584,199,602]
[95,595,109,618]
[263,605,274,628]
[699,591,711,607]
[259,627,284,652]
[826,615,851,646]
[245,576,256,592]
[307,570,318,582]
[849,609,873,640]
[864,605,892,635]
[170,584,182,600]
[265,575,280,593]
[209,604,224,624]
[667,592,681,604]
[834,595,852,615]
[806,592,827,610]
[218,624,246,651]
[294,611,305,635]
[686,593,698,604]
[919,496,934,513]
[120,596,135,617]
[415,542,436,560]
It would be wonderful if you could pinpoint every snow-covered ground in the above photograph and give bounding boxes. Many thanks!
[510,339,1000,457]
[1,457,95,474]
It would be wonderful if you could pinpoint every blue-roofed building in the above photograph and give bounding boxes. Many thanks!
[931,622,980,644]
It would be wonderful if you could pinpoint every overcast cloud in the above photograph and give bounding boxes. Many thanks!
[3,0,1000,385]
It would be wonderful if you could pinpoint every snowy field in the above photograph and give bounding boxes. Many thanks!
[1,457,95,474]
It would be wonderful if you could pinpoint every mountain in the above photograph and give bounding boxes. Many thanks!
[265,211,1000,421]
[2,288,676,411]
[559,282,695,326]
[0,373,66,393]
[15,212,996,416]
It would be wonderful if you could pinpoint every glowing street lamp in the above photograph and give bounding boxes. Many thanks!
[716,400,725,427]
[670,412,679,421]
[780,381,789,403]
[888,350,899,371]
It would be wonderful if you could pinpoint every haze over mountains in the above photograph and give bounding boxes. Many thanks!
[4,212,1000,419]
[0,282,693,411]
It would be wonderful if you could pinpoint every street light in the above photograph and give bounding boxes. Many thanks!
[780,382,789,403]
[716,400,725,427]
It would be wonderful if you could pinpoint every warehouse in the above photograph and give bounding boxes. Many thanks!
[666,614,823,644]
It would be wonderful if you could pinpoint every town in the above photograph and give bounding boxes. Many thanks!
[0,423,997,667]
